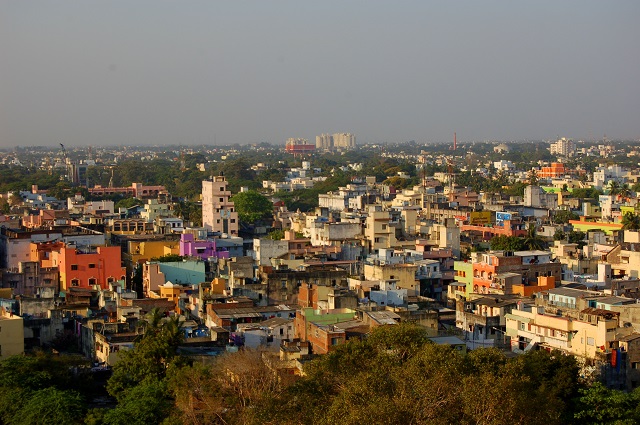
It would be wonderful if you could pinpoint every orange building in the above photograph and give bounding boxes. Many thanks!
[537,163,566,179]
[51,246,126,291]
[471,251,561,295]
[30,241,66,268]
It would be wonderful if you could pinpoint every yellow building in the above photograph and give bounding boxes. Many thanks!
[0,309,24,359]
[159,282,188,314]
[128,240,180,265]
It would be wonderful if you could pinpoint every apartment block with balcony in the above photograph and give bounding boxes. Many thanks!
[506,307,624,358]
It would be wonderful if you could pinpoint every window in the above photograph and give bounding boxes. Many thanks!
[89,263,96,269]
[219,198,224,202]
[331,337,341,346]
[519,322,525,331]
[587,337,595,346]
[281,280,287,289]
[71,279,80,287]
[230,219,235,223]
[88,278,97,286]
[71,264,78,271]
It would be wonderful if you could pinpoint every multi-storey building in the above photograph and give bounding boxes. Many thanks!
[332,133,356,149]
[315,133,333,150]
[549,137,576,157]
[470,250,561,295]
[51,246,126,291]
[505,307,625,359]
[285,138,315,155]
[202,175,238,236]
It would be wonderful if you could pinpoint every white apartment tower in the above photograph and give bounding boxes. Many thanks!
[202,174,239,236]
[316,133,333,150]
[549,137,576,157]
[333,133,356,149]
[315,132,356,150]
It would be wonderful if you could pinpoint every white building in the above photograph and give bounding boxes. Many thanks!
[549,137,576,157]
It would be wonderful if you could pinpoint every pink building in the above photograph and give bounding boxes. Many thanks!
[179,233,230,261]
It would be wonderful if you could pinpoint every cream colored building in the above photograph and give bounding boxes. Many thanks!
[202,175,238,235]
[506,307,625,358]
[364,263,419,295]
[364,207,397,251]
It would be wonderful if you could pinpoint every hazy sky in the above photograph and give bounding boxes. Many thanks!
[1,1,639,148]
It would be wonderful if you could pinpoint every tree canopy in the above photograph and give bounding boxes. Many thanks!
[232,191,274,223]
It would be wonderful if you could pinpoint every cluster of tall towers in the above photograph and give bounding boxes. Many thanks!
[315,133,356,150]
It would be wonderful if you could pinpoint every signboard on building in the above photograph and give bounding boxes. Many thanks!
[495,211,512,226]
[469,211,492,225]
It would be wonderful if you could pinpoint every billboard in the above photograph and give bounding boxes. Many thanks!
[469,211,492,225]
[495,211,513,226]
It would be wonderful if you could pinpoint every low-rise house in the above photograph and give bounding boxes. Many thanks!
[207,304,295,332]
[456,295,523,349]
[306,322,346,355]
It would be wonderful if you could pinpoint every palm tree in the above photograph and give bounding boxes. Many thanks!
[608,180,621,197]
[522,223,546,251]
[622,212,640,231]
[618,184,631,200]
[144,307,165,336]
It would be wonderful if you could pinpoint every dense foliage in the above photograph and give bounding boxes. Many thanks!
[231,191,274,223]
[2,324,640,424]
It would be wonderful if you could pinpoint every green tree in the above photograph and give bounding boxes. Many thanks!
[114,197,143,210]
[267,229,285,240]
[490,235,524,251]
[0,354,92,425]
[608,180,621,197]
[622,212,640,230]
[572,187,602,200]
[103,379,173,425]
[150,254,185,263]
[574,382,640,424]
[15,387,86,425]
[232,191,273,223]
[106,311,184,398]
[522,223,546,251]
[553,209,579,224]
[567,230,587,248]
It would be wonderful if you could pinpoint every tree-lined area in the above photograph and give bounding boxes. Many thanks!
[1,322,639,425]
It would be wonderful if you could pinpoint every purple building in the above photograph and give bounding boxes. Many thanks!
[180,233,230,260]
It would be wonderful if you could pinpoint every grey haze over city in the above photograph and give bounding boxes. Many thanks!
[1,1,639,148]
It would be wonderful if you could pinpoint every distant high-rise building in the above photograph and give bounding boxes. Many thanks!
[202,175,238,236]
[315,133,333,150]
[285,138,315,155]
[549,137,576,157]
[332,133,356,149]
